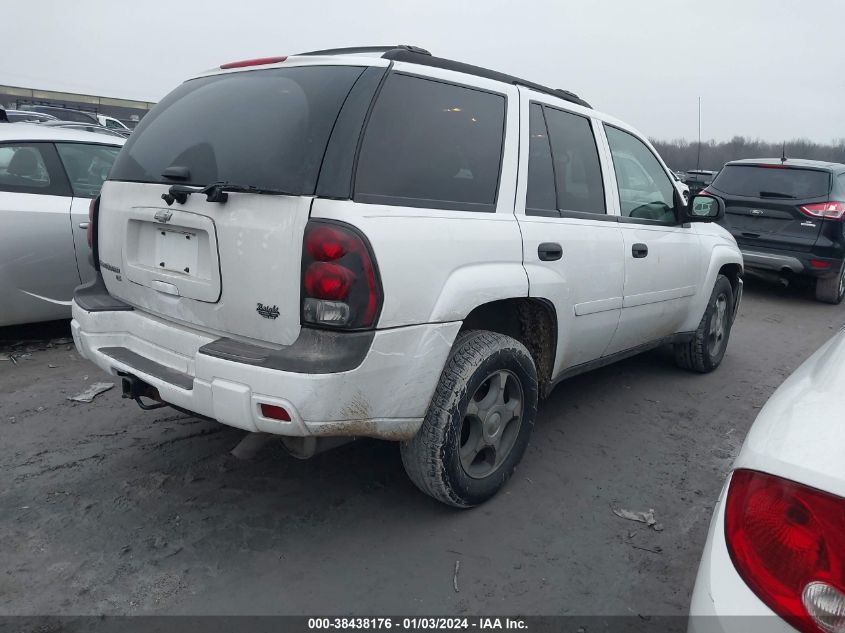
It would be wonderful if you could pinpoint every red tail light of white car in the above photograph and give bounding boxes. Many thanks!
[725,470,845,633]
[690,328,845,633]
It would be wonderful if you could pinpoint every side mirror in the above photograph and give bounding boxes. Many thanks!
[676,189,724,223]
[687,194,724,222]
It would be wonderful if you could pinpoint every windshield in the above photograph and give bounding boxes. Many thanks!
[711,165,830,198]
[110,65,365,194]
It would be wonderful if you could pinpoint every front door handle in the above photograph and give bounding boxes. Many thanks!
[632,243,648,258]
[538,242,563,261]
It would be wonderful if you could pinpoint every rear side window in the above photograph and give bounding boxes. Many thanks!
[110,65,365,194]
[525,104,557,215]
[0,143,68,196]
[354,73,506,212]
[711,165,831,199]
[56,143,121,198]
[543,106,605,214]
[605,125,675,223]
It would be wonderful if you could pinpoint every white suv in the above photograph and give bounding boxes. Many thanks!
[72,45,743,507]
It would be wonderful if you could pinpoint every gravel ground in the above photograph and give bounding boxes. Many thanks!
[2,277,843,617]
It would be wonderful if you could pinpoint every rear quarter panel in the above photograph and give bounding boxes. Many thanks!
[309,200,527,328]
[734,328,845,499]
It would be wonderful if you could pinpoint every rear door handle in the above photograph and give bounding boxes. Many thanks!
[538,242,563,261]
[632,243,648,258]
[741,231,760,238]
[78,222,90,229]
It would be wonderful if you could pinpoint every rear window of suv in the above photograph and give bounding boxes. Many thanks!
[710,165,831,199]
[110,65,365,194]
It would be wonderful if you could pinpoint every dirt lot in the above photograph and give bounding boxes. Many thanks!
[2,278,843,618]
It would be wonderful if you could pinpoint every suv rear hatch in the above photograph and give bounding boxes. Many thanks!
[100,63,368,345]
[711,164,832,252]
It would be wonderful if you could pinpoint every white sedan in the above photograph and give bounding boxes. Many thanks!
[689,327,845,633]
[0,123,124,326]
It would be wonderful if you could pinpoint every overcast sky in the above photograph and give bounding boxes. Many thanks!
[3,0,842,143]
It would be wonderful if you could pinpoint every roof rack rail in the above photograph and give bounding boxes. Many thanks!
[299,45,431,57]
[296,45,590,108]
[380,48,591,108]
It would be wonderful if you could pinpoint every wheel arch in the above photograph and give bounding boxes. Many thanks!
[718,262,743,299]
[680,244,744,332]
[459,297,558,396]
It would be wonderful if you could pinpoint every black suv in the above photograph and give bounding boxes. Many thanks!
[708,158,845,303]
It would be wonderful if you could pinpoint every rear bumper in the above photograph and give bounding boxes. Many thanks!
[71,299,459,440]
[741,250,806,274]
[741,248,841,279]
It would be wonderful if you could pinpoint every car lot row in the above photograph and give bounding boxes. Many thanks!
[2,45,844,631]
[1,103,132,136]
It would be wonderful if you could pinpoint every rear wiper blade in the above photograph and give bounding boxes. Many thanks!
[202,182,294,203]
[759,190,796,199]
[161,181,294,205]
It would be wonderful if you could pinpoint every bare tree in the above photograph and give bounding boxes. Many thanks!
[650,137,845,172]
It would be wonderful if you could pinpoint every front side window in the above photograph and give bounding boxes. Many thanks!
[605,125,676,223]
[56,143,121,198]
[0,143,64,195]
[355,73,506,212]
[544,106,605,214]
[110,65,365,194]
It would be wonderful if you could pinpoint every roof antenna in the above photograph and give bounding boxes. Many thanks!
[781,143,787,164]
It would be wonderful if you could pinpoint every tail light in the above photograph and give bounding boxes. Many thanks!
[88,196,100,271]
[800,202,845,220]
[725,469,845,633]
[301,220,382,329]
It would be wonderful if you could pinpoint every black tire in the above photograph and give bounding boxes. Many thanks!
[400,330,538,508]
[815,261,845,304]
[674,274,734,373]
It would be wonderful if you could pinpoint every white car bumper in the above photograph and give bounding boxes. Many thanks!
[688,474,795,633]
[71,300,459,440]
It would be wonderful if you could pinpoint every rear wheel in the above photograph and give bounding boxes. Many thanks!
[674,274,734,373]
[400,330,538,508]
[814,261,845,304]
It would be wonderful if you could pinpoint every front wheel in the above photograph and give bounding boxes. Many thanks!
[400,330,538,508]
[674,274,735,373]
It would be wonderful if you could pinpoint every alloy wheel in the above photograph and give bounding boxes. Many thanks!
[708,293,729,357]
[459,370,524,479]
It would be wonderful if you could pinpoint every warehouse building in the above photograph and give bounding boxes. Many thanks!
[0,84,154,128]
